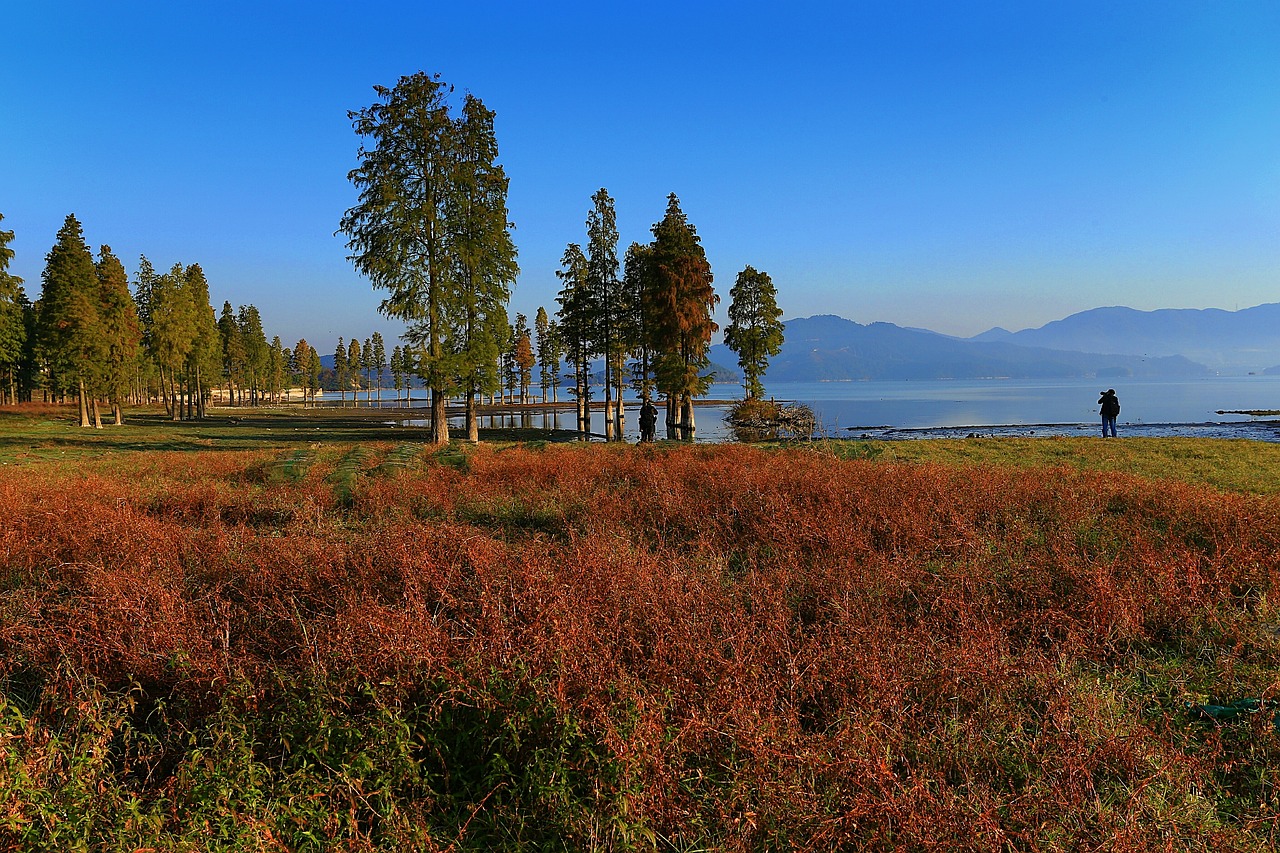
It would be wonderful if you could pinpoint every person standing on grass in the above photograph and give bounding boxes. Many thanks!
[1099,389,1120,437]
[639,398,658,443]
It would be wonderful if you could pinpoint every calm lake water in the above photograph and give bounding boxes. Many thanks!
[333,375,1280,442]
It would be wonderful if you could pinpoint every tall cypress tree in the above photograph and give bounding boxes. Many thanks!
[38,214,105,427]
[555,243,593,437]
[342,73,516,445]
[585,189,623,439]
[95,245,142,425]
[183,264,220,419]
[446,93,519,441]
[646,195,718,439]
[0,214,28,405]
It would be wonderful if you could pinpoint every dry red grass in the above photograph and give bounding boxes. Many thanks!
[3,442,1279,849]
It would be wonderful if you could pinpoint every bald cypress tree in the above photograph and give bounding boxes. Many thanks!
[646,195,718,439]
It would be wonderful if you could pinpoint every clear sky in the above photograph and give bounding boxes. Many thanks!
[3,1,1277,354]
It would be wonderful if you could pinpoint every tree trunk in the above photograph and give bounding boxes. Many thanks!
[77,379,90,427]
[466,391,479,443]
[431,387,449,445]
[91,397,103,429]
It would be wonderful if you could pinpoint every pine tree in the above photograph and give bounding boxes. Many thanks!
[267,336,286,403]
[183,264,220,419]
[0,214,28,405]
[555,243,593,437]
[724,265,785,400]
[148,264,195,419]
[347,337,362,405]
[95,245,142,424]
[218,301,246,404]
[333,338,348,405]
[586,189,624,439]
[370,331,386,405]
[38,214,105,427]
[342,74,516,444]
[238,305,268,405]
[534,306,557,403]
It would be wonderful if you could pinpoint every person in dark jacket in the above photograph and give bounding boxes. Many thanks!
[639,399,658,443]
[1098,389,1120,437]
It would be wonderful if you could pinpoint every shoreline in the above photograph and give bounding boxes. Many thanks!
[846,419,1280,442]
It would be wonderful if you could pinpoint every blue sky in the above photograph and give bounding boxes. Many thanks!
[3,1,1277,353]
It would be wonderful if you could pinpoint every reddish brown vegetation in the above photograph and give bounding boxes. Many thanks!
[3,443,1280,849]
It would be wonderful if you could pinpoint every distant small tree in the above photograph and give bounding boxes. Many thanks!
[724,265,784,400]
[390,344,404,404]
[369,332,386,405]
[347,337,362,405]
[333,338,347,405]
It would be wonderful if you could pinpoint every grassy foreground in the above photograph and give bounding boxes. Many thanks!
[1,405,1279,850]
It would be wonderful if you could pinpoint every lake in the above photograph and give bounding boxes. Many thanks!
[332,375,1280,442]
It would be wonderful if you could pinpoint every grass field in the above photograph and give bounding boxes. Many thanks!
[1,404,1279,850]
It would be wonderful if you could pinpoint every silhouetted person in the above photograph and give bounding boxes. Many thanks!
[1098,389,1120,437]
[639,399,658,443]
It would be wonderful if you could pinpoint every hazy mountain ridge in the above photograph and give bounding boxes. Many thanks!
[971,303,1280,373]
[709,315,1209,383]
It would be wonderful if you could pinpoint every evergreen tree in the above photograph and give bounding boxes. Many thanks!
[267,336,286,402]
[148,264,195,419]
[555,243,593,437]
[390,344,404,404]
[291,339,312,404]
[512,312,534,404]
[238,305,268,405]
[646,195,718,439]
[0,214,28,405]
[342,73,516,445]
[347,337,362,405]
[333,338,348,405]
[445,92,518,441]
[623,241,657,403]
[586,189,624,439]
[369,331,386,405]
[534,306,558,403]
[37,214,105,427]
[183,264,220,419]
[95,246,142,424]
[218,301,246,404]
[132,256,162,405]
[305,347,323,405]
[724,265,785,400]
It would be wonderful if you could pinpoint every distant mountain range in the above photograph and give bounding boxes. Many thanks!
[970,303,1280,373]
[709,313,1211,383]
[322,302,1280,387]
